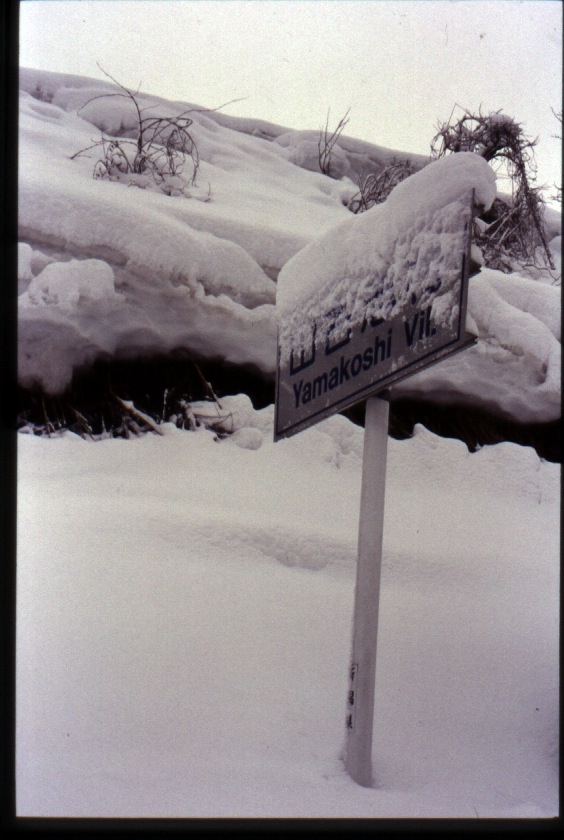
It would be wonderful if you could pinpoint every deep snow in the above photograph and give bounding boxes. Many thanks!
[18,67,561,422]
[17,406,559,817]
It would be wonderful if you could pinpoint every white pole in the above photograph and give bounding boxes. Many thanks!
[345,392,389,787]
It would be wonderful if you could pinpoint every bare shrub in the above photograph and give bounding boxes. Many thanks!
[348,159,415,214]
[71,66,201,192]
[432,106,555,272]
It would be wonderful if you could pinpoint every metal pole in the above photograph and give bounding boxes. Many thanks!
[345,391,389,787]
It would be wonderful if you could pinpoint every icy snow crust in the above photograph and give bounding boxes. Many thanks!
[17,405,559,817]
[18,68,561,422]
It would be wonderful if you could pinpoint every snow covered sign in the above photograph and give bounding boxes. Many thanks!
[274,158,494,787]
[274,178,477,440]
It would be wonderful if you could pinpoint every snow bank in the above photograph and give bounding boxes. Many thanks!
[396,267,561,422]
[18,68,561,424]
[18,69,355,392]
[273,127,430,184]
[17,244,277,394]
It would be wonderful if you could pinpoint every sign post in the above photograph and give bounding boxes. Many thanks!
[274,187,477,788]
[345,392,389,787]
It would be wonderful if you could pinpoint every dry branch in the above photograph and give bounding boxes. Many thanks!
[348,159,415,214]
[71,65,201,188]
[115,396,164,435]
[318,108,350,177]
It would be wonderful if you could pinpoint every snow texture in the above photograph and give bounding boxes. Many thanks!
[17,406,559,817]
[276,153,496,361]
[395,267,561,422]
[18,68,560,423]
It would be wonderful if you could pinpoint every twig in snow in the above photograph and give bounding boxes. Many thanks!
[115,396,164,435]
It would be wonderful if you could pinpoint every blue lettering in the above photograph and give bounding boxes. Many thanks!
[293,380,303,408]
[351,353,363,376]
[312,373,328,399]
[328,367,339,389]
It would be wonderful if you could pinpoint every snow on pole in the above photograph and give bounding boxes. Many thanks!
[345,391,389,787]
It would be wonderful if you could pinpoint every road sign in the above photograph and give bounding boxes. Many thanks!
[274,182,479,788]
[274,192,476,440]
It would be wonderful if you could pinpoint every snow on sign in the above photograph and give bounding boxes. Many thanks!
[275,186,476,441]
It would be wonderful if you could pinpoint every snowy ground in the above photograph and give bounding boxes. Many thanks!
[17,405,559,818]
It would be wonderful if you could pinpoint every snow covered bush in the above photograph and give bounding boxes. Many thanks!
[432,107,555,275]
[70,67,200,194]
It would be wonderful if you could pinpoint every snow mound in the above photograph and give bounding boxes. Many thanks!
[273,127,430,184]
[17,68,561,424]
[18,69,367,392]
[397,267,561,422]
[22,258,120,310]
[18,245,277,393]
